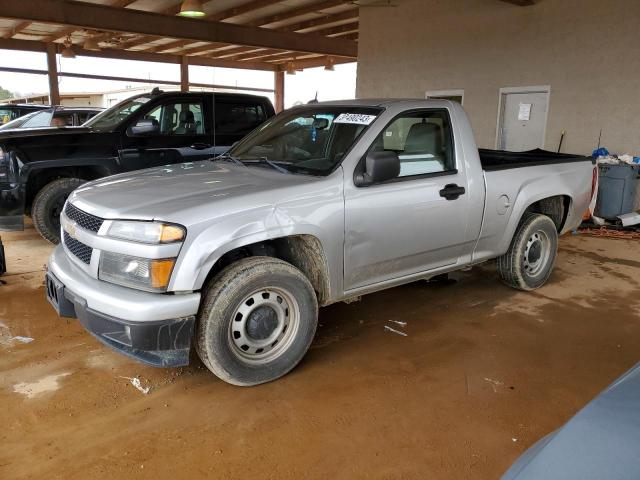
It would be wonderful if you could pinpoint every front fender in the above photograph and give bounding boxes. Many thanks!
[169,205,339,294]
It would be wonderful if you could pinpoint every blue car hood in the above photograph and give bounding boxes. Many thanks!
[503,362,640,479]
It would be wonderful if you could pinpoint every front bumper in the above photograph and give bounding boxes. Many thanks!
[47,244,201,367]
[0,183,25,231]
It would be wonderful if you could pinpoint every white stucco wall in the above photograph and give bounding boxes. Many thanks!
[356,0,640,156]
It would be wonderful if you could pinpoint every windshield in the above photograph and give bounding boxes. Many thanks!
[84,96,152,130]
[227,106,381,176]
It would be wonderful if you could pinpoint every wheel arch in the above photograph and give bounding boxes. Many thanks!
[199,234,333,306]
[522,194,572,232]
[497,193,572,257]
[23,161,115,213]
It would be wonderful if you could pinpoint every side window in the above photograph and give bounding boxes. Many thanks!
[22,111,53,128]
[215,102,267,134]
[371,110,455,178]
[142,101,206,135]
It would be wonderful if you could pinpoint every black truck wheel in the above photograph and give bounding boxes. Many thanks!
[196,256,318,386]
[497,213,558,291]
[32,178,86,244]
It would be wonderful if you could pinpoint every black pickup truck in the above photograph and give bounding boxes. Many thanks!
[0,89,275,243]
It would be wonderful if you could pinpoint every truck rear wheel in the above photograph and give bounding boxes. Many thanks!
[497,213,558,291]
[196,256,318,386]
[32,178,86,244]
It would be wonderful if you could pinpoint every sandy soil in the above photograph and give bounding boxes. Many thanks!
[1,224,639,479]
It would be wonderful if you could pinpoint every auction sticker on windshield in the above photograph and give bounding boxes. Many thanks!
[334,113,377,125]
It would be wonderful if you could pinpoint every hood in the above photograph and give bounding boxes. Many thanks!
[0,126,95,140]
[502,362,640,479]
[69,160,320,223]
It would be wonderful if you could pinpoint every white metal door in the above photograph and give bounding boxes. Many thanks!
[498,91,549,151]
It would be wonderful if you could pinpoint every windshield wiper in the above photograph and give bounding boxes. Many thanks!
[215,153,246,167]
[241,157,291,175]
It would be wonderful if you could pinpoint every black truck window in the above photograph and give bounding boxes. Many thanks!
[215,102,267,135]
[144,101,206,135]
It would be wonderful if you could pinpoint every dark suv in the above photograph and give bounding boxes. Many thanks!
[0,104,50,125]
[0,90,275,242]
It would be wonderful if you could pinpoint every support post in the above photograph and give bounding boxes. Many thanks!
[274,70,284,113]
[180,56,189,92]
[46,43,60,105]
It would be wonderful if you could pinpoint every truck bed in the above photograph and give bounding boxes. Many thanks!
[479,148,594,171]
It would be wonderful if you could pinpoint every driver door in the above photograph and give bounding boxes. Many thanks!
[343,109,473,291]
[120,96,215,172]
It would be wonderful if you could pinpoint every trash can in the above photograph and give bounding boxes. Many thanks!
[594,164,640,221]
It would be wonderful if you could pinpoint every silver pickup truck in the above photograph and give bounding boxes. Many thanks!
[45,100,596,386]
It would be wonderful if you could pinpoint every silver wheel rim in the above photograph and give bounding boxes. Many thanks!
[523,230,551,277]
[228,287,300,365]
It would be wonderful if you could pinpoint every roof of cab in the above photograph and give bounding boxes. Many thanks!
[290,98,457,108]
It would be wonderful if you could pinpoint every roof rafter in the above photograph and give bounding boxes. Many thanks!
[498,0,538,5]
[247,0,353,27]
[0,0,357,57]
[208,0,284,22]
[0,37,277,71]
[44,0,138,42]
[282,10,360,33]
[2,20,31,39]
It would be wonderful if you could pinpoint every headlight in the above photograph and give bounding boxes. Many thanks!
[107,221,185,244]
[99,251,176,292]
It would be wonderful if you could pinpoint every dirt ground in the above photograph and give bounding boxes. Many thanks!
[1,223,639,480]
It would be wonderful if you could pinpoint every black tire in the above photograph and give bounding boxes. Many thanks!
[497,213,558,291]
[196,256,318,386]
[32,178,86,244]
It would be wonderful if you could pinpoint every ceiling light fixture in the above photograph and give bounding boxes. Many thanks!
[178,0,206,17]
[61,36,76,58]
[285,61,296,75]
[324,57,335,71]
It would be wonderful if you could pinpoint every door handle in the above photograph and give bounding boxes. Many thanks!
[190,143,212,150]
[439,183,466,200]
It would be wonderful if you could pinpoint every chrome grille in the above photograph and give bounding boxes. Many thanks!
[63,231,93,264]
[64,203,104,233]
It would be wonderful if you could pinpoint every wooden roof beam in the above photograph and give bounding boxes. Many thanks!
[178,43,239,56]
[2,21,31,39]
[498,0,538,5]
[247,0,354,27]
[102,0,186,49]
[207,0,283,22]
[312,22,358,37]
[44,0,138,42]
[225,48,287,62]
[275,55,354,71]
[0,37,277,71]
[0,0,357,57]
[146,39,195,53]
[282,10,360,33]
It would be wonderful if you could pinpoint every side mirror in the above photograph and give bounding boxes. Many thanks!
[355,151,400,186]
[129,118,159,136]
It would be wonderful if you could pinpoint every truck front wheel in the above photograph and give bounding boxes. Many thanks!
[196,257,318,386]
[32,178,86,244]
[497,213,558,291]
